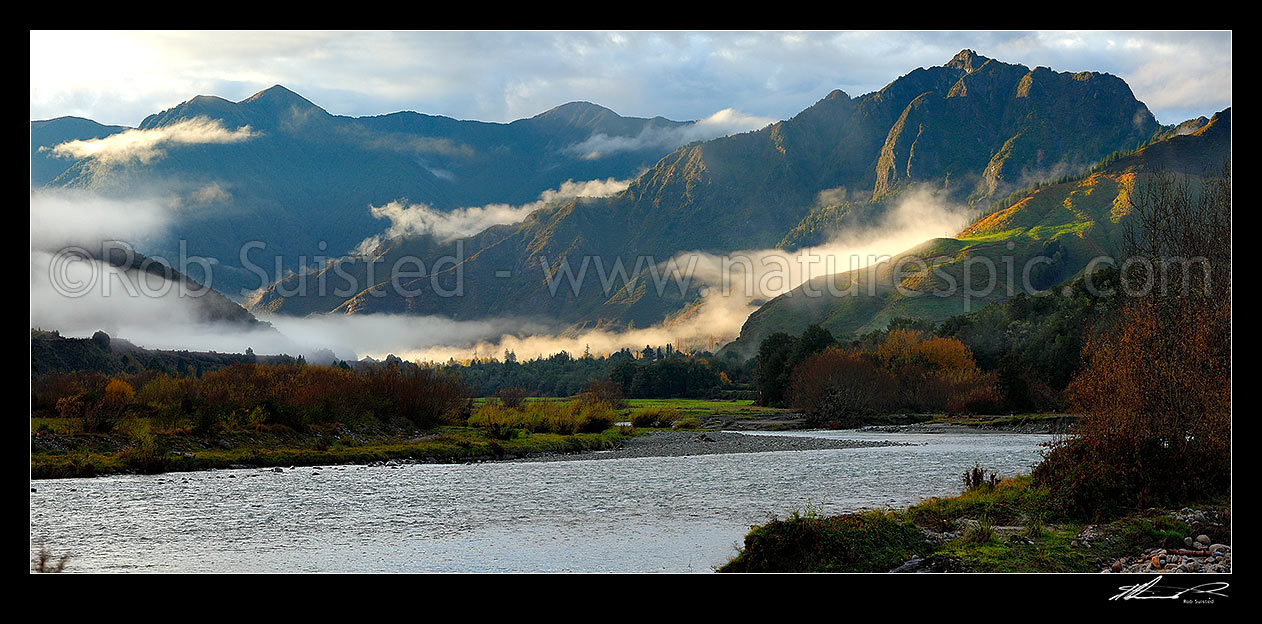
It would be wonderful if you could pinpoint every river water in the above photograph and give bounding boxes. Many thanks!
[29,430,1050,573]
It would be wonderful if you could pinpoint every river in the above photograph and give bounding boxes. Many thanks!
[29,430,1050,572]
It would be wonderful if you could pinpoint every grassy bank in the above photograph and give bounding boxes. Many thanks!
[31,419,633,480]
[719,475,1230,573]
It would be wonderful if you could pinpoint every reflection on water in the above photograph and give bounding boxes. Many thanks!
[29,431,1049,572]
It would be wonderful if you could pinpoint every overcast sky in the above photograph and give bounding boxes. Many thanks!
[30,30,1231,128]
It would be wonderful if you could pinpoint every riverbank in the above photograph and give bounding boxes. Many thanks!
[701,411,1077,434]
[30,421,903,479]
[718,474,1231,573]
[859,413,1077,435]
[30,421,635,480]
[516,430,907,462]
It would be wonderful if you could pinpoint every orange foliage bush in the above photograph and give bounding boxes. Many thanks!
[1034,166,1231,517]
[34,360,471,433]
[789,348,895,426]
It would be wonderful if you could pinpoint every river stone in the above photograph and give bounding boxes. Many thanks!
[1197,534,1211,544]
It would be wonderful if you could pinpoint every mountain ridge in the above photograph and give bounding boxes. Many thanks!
[33,88,702,295]
[723,106,1231,356]
[248,51,1180,341]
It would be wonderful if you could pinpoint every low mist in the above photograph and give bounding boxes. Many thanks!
[31,185,971,366]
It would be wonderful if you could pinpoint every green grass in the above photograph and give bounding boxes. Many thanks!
[721,474,1186,573]
[622,398,789,418]
[719,508,932,573]
[956,228,1027,243]
[905,475,1048,531]
[937,524,1098,572]
[469,397,789,419]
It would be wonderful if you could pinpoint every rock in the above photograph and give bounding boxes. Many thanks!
[1151,554,1162,569]
[1112,560,1124,573]
[1185,536,1194,547]
[1210,543,1229,554]
[1197,534,1211,545]
[272,467,283,473]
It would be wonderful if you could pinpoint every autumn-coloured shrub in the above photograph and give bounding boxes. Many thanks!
[364,362,470,427]
[1034,166,1231,517]
[102,379,136,405]
[875,329,977,376]
[33,360,473,434]
[495,387,528,409]
[1035,299,1230,516]
[789,348,895,427]
[946,372,1005,415]
[578,379,627,410]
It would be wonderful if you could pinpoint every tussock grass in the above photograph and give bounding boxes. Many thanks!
[629,407,679,428]
[467,399,617,438]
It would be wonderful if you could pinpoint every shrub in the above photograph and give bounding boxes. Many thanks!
[495,387,528,409]
[719,510,931,572]
[119,439,175,474]
[32,543,71,573]
[789,348,895,427]
[1034,167,1231,518]
[630,407,678,428]
[946,374,1005,415]
[962,462,1000,492]
[579,379,627,410]
[468,398,618,436]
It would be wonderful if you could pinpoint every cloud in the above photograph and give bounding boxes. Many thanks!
[167,182,234,210]
[29,186,972,365]
[377,186,973,362]
[30,31,1229,131]
[567,108,776,159]
[50,116,258,164]
[354,177,632,253]
[29,248,277,353]
[30,190,171,252]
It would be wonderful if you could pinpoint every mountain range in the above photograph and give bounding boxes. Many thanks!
[32,50,1229,356]
[246,51,1186,328]
[724,107,1231,356]
[32,86,700,294]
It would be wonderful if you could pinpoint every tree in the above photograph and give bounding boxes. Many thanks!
[789,348,894,427]
[1036,163,1231,515]
[996,351,1032,412]
[91,330,111,351]
[754,332,797,406]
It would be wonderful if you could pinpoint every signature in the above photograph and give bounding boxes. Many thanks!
[1110,576,1230,601]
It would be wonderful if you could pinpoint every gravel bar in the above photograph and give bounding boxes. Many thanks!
[517,430,909,463]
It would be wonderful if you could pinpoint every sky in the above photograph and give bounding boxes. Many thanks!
[30,30,1231,128]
